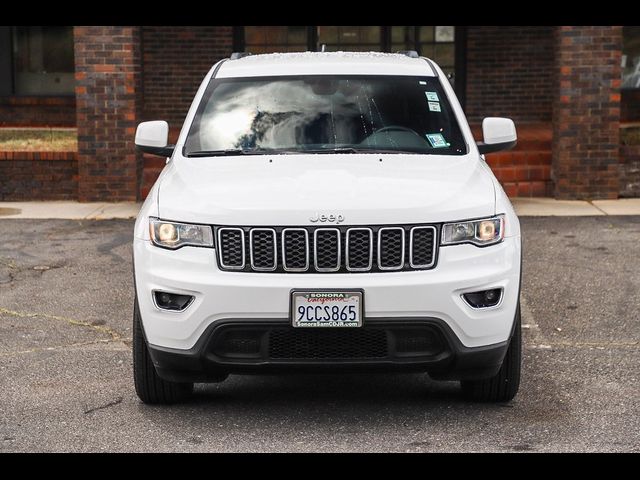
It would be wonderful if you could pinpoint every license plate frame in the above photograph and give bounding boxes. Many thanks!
[290,289,364,328]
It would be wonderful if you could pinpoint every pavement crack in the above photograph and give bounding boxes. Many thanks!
[588,201,609,215]
[0,306,122,341]
[83,396,123,415]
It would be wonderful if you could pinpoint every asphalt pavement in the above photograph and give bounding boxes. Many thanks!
[0,217,638,452]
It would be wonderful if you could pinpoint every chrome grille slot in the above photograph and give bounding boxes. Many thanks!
[346,228,373,271]
[314,228,341,272]
[217,228,245,269]
[249,228,277,271]
[282,228,309,272]
[410,226,436,268]
[378,227,405,270]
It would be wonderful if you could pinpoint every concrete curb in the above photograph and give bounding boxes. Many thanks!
[0,202,141,220]
[512,198,640,216]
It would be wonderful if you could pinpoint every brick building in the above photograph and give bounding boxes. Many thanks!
[1,26,639,201]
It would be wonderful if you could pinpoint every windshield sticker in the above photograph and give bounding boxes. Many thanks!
[419,81,427,85]
[426,133,449,148]
[428,101,442,112]
[425,91,439,102]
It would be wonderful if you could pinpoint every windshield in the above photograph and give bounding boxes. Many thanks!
[184,75,467,156]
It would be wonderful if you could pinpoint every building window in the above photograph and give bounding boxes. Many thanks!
[0,26,74,96]
[317,26,382,52]
[622,26,640,90]
[238,26,461,94]
[391,26,456,82]
[244,26,308,54]
[13,26,75,95]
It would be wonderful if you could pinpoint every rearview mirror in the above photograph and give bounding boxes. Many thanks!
[476,117,517,155]
[135,121,175,157]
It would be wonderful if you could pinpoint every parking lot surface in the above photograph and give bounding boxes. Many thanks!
[0,217,638,452]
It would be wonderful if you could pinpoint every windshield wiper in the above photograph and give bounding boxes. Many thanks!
[186,149,260,157]
[298,147,359,154]
[304,147,425,155]
[187,147,429,157]
[187,148,310,157]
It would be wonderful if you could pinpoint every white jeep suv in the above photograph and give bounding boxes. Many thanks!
[132,51,522,404]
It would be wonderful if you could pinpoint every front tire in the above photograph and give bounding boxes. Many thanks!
[133,297,193,404]
[461,304,522,402]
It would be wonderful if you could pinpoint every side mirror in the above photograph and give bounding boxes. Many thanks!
[135,121,175,157]
[476,117,517,155]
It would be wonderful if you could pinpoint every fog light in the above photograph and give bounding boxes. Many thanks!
[153,291,194,311]
[462,288,503,308]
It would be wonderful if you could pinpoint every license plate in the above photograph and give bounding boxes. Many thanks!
[291,290,363,328]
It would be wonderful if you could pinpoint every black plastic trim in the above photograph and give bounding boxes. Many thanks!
[135,144,175,158]
[152,290,195,312]
[461,288,504,309]
[147,317,509,382]
[477,140,517,155]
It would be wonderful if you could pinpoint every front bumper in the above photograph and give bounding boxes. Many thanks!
[133,235,521,351]
[147,318,510,382]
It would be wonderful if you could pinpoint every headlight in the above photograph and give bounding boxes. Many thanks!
[441,215,505,247]
[149,218,213,249]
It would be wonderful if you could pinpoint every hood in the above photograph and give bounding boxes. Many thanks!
[158,154,496,226]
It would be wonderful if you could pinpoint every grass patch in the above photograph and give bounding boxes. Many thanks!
[0,128,77,151]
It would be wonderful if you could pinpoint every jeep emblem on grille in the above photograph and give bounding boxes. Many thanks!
[310,213,345,224]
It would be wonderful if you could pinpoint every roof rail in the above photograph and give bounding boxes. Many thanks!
[396,50,419,58]
[230,52,252,60]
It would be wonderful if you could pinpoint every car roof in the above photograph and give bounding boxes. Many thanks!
[216,51,437,78]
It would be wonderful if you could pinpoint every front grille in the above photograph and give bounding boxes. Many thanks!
[268,328,388,359]
[215,224,437,273]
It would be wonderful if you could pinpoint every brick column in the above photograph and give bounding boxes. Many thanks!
[552,26,622,199]
[74,26,142,202]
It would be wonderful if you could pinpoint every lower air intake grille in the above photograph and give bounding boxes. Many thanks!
[268,328,388,359]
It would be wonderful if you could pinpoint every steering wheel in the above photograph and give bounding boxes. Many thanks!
[373,125,422,137]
